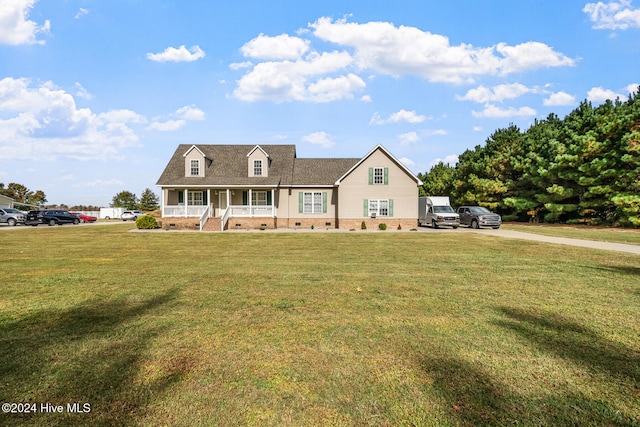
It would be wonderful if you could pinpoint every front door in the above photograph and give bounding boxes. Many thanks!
[219,192,228,216]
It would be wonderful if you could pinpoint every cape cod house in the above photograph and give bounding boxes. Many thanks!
[156,144,422,231]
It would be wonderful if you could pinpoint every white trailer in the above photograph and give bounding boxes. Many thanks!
[99,207,125,220]
[418,196,460,228]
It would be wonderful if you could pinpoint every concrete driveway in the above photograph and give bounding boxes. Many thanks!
[464,227,640,255]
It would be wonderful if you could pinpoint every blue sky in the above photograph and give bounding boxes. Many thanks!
[1,0,639,206]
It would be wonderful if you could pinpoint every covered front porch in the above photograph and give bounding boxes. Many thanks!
[161,187,277,230]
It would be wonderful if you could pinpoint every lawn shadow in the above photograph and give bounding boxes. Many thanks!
[583,264,640,277]
[494,306,639,385]
[0,289,191,426]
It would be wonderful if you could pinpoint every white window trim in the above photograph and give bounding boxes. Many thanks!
[254,159,263,176]
[188,191,204,206]
[373,167,384,184]
[303,192,323,214]
[190,159,200,176]
[369,199,389,216]
[252,191,267,205]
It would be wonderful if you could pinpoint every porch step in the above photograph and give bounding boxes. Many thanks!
[202,217,222,232]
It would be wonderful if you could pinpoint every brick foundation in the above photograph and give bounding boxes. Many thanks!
[337,218,418,231]
[161,217,202,230]
[223,217,277,231]
[281,218,336,229]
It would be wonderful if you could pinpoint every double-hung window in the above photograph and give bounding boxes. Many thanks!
[300,192,325,214]
[252,191,267,205]
[190,159,199,176]
[367,199,392,217]
[373,167,384,184]
[188,191,204,206]
[253,160,262,176]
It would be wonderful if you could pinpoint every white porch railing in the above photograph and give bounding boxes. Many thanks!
[162,205,210,217]
[227,205,274,217]
[198,205,210,232]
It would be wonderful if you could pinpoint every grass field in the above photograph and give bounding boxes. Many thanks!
[1,224,639,426]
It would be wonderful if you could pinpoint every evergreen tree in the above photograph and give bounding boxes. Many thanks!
[111,191,138,209]
[138,188,160,211]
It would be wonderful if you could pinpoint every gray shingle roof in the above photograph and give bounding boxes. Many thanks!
[156,144,358,187]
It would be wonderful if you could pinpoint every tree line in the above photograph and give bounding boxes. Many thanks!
[418,88,640,227]
[110,189,159,211]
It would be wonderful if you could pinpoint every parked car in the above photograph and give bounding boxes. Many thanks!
[71,212,97,223]
[0,208,26,226]
[121,210,145,221]
[457,206,502,229]
[25,210,81,226]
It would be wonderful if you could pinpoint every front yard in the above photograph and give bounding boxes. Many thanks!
[1,224,638,426]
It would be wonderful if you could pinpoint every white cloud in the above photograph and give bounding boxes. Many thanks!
[231,17,575,103]
[175,105,205,121]
[0,77,146,160]
[241,33,310,60]
[583,0,640,30]
[457,83,533,103]
[398,157,416,169]
[370,109,427,125]
[229,61,253,70]
[429,154,459,168]
[232,51,359,103]
[0,0,50,45]
[360,95,372,102]
[472,104,537,118]
[74,8,89,19]
[473,126,484,132]
[302,131,335,148]
[398,131,419,145]
[587,86,625,102]
[626,82,640,94]
[543,91,576,106]
[148,105,205,132]
[74,82,92,100]
[146,45,205,62]
[309,17,575,83]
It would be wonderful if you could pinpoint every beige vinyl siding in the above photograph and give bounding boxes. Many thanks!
[184,150,205,177]
[337,149,418,219]
[247,150,269,177]
[286,188,336,219]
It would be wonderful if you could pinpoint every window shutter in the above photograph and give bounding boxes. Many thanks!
[178,192,184,204]
[363,199,368,216]
[267,191,272,205]
[368,168,373,185]
[389,199,394,217]
[322,192,327,213]
[203,191,208,205]
[384,168,389,185]
[242,191,248,205]
[298,192,303,213]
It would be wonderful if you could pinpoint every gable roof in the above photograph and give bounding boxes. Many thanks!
[157,144,296,187]
[292,158,359,186]
[183,144,206,158]
[246,145,270,158]
[334,144,422,185]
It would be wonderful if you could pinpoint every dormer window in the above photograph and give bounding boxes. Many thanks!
[190,159,200,176]
[253,160,263,176]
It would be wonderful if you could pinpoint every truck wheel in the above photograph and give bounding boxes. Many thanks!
[105,216,110,220]
[471,219,479,229]
[7,218,16,226]
[453,225,458,229]
[432,220,438,229]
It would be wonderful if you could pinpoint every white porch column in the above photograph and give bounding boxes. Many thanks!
[161,189,165,218]
[271,188,275,218]
[184,189,188,217]
[226,188,230,211]
[248,189,253,217]
[207,189,211,217]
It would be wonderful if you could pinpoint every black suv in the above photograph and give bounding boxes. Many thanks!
[25,210,81,226]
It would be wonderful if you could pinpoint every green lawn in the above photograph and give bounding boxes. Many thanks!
[503,223,640,246]
[1,224,639,426]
